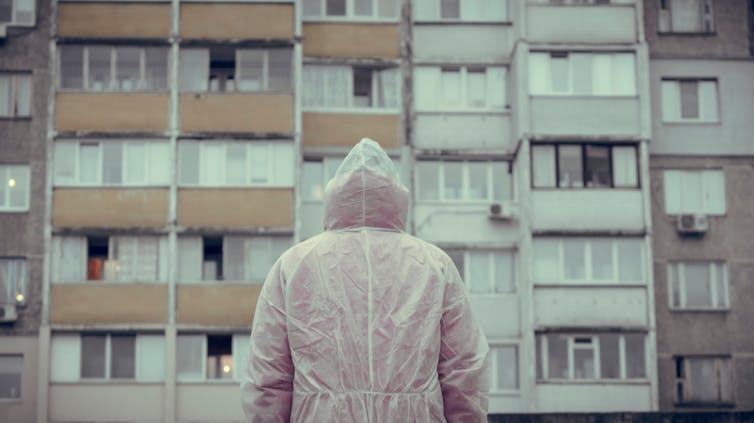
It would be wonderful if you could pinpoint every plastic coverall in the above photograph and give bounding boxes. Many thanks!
[241,138,489,422]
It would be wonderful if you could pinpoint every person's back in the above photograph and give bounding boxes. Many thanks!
[242,139,489,422]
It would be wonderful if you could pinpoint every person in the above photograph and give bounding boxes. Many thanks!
[241,138,489,422]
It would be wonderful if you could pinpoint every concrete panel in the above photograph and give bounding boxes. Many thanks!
[470,296,520,339]
[0,337,38,423]
[531,190,645,232]
[176,384,244,422]
[56,93,169,132]
[534,287,648,328]
[303,113,400,148]
[49,384,164,422]
[179,94,293,133]
[414,113,513,151]
[414,204,520,245]
[488,395,527,414]
[526,5,636,43]
[530,97,641,136]
[413,25,513,63]
[57,3,171,39]
[50,284,168,324]
[303,23,399,58]
[649,60,754,155]
[181,3,294,40]
[177,188,294,228]
[176,284,261,326]
[536,383,652,411]
[52,189,169,228]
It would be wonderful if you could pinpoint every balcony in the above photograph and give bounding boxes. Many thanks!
[57,3,171,39]
[50,284,168,324]
[414,203,519,245]
[179,94,293,134]
[177,188,293,229]
[413,24,513,63]
[526,4,636,44]
[302,112,400,149]
[180,3,293,40]
[534,286,648,328]
[175,284,262,326]
[53,188,169,228]
[303,23,399,58]
[530,96,640,136]
[56,93,169,132]
[530,190,645,232]
[177,385,244,422]
[50,384,164,422]
[536,383,651,412]
[414,112,513,150]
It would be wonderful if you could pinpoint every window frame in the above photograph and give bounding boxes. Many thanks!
[660,78,720,123]
[447,249,517,295]
[176,333,250,383]
[302,0,400,22]
[79,333,137,381]
[415,160,511,203]
[302,65,401,112]
[0,354,23,400]
[414,65,508,111]
[301,157,344,202]
[675,355,734,405]
[0,72,32,118]
[0,257,27,306]
[0,0,35,27]
[0,164,30,212]
[530,143,640,189]
[529,51,637,96]
[57,45,170,92]
[413,0,509,22]
[489,343,519,393]
[662,169,726,215]
[658,0,715,34]
[667,261,729,311]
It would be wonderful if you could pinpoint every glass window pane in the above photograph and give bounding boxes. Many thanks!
[443,162,463,200]
[416,162,439,201]
[116,47,140,91]
[618,239,643,282]
[0,355,22,399]
[719,359,732,401]
[302,161,324,201]
[207,335,233,380]
[715,263,726,308]
[548,334,568,379]
[110,335,136,379]
[571,54,593,95]
[558,145,584,188]
[60,46,84,90]
[7,166,29,209]
[532,145,556,188]
[102,143,123,184]
[495,346,518,390]
[16,75,31,116]
[326,0,346,15]
[249,144,269,183]
[355,0,372,15]
[679,80,699,119]
[441,0,459,18]
[467,163,487,200]
[599,334,620,379]
[468,252,490,294]
[144,48,168,90]
[124,143,145,184]
[177,335,204,380]
[353,68,372,107]
[590,239,614,280]
[441,69,461,107]
[303,0,321,16]
[0,76,10,116]
[574,346,595,379]
[533,239,559,282]
[612,146,638,188]
[79,143,100,184]
[669,264,681,307]
[467,69,486,108]
[248,238,271,281]
[563,240,586,280]
[550,55,569,93]
[201,144,224,186]
[492,162,509,201]
[179,142,199,185]
[268,49,292,91]
[226,144,247,185]
[681,171,703,212]
[494,252,514,293]
[624,334,646,378]
[684,263,712,307]
[81,335,106,378]
[377,0,397,17]
[688,358,717,401]
[0,167,6,207]
[585,145,611,188]
[446,250,464,280]
[88,47,112,91]
[237,50,264,92]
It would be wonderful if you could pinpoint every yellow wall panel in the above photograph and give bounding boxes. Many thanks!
[176,284,261,326]
[179,94,293,133]
[53,189,169,228]
[303,23,400,58]
[303,113,400,148]
[51,284,168,324]
[56,94,169,132]
[58,3,171,39]
[181,4,294,39]
[177,188,293,228]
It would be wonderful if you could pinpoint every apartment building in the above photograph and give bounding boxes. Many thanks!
[0,1,48,422]
[644,0,754,411]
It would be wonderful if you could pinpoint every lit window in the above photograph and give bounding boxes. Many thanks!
[529,52,636,96]
[446,250,515,294]
[533,238,644,284]
[0,355,22,399]
[537,333,646,381]
[531,144,638,189]
[303,65,400,109]
[0,258,26,305]
[0,73,31,117]
[0,0,34,26]
[663,169,725,215]
[668,262,728,310]
[177,334,250,381]
[661,79,719,122]
[675,356,732,404]
[0,165,30,212]
[59,46,168,91]
[303,0,398,19]
[658,0,715,33]
[415,66,506,110]
[415,160,510,202]
[490,345,518,391]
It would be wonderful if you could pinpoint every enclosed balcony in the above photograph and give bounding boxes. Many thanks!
[526,3,637,44]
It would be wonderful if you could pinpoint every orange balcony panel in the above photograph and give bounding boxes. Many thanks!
[179,94,293,133]
[303,23,400,58]
[177,188,293,228]
[51,284,168,324]
[56,93,169,132]
[53,189,169,228]
[176,284,261,326]
[181,4,294,40]
[303,113,400,148]
[58,3,171,39]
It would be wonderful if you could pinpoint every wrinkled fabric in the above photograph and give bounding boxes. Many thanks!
[242,138,489,422]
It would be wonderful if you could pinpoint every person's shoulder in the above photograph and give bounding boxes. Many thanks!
[398,233,456,271]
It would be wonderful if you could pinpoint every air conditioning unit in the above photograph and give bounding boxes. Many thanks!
[0,304,18,322]
[676,214,708,234]
[489,202,515,221]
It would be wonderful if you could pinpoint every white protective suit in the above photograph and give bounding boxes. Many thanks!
[241,138,489,422]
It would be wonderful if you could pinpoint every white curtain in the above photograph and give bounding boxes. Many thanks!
[532,145,556,187]
[124,143,146,185]
[303,66,351,108]
[233,334,251,380]
[611,54,636,95]
[236,49,264,92]
[661,80,680,121]
[176,335,204,381]
[180,49,209,92]
[247,237,271,281]
[200,143,225,185]
[136,335,165,382]
[148,143,171,185]
[53,236,85,283]
[54,142,78,185]
[378,68,400,108]
[223,236,247,281]
[249,143,269,184]
[177,237,202,282]
[698,80,718,121]
[701,170,725,215]
[670,0,702,32]
[114,236,159,282]
[413,67,440,110]
[612,146,638,187]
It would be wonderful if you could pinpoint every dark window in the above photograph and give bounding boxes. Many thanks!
[209,47,236,92]
[207,335,233,380]
[584,145,611,188]
[87,236,109,281]
[532,144,638,189]
[353,68,372,107]
[202,237,223,280]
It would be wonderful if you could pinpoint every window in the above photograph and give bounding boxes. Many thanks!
[302,158,344,201]
[529,52,636,96]
[0,258,26,306]
[676,356,733,404]
[668,262,728,310]
[303,65,400,109]
[59,46,168,91]
[0,355,22,399]
[537,333,646,381]
[447,250,515,294]
[176,334,250,381]
[533,238,644,284]
[0,165,30,212]
[178,141,294,187]
[177,236,290,283]
[0,73,31,117]
[530,0,616,3]
[53,141,170,186]
[661,79,719,122]
[0,0,34,26]
[414,66,506,110]
[659,0,714,33]
[663,169,725,215]
[415,160,510,202]
[531,144,639,188]
[179,47,292,93]
[414,0,507,21]
[303,0,399,19]
[490,345,518,391]
[50,334,165,382]
[51,235,168,283]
